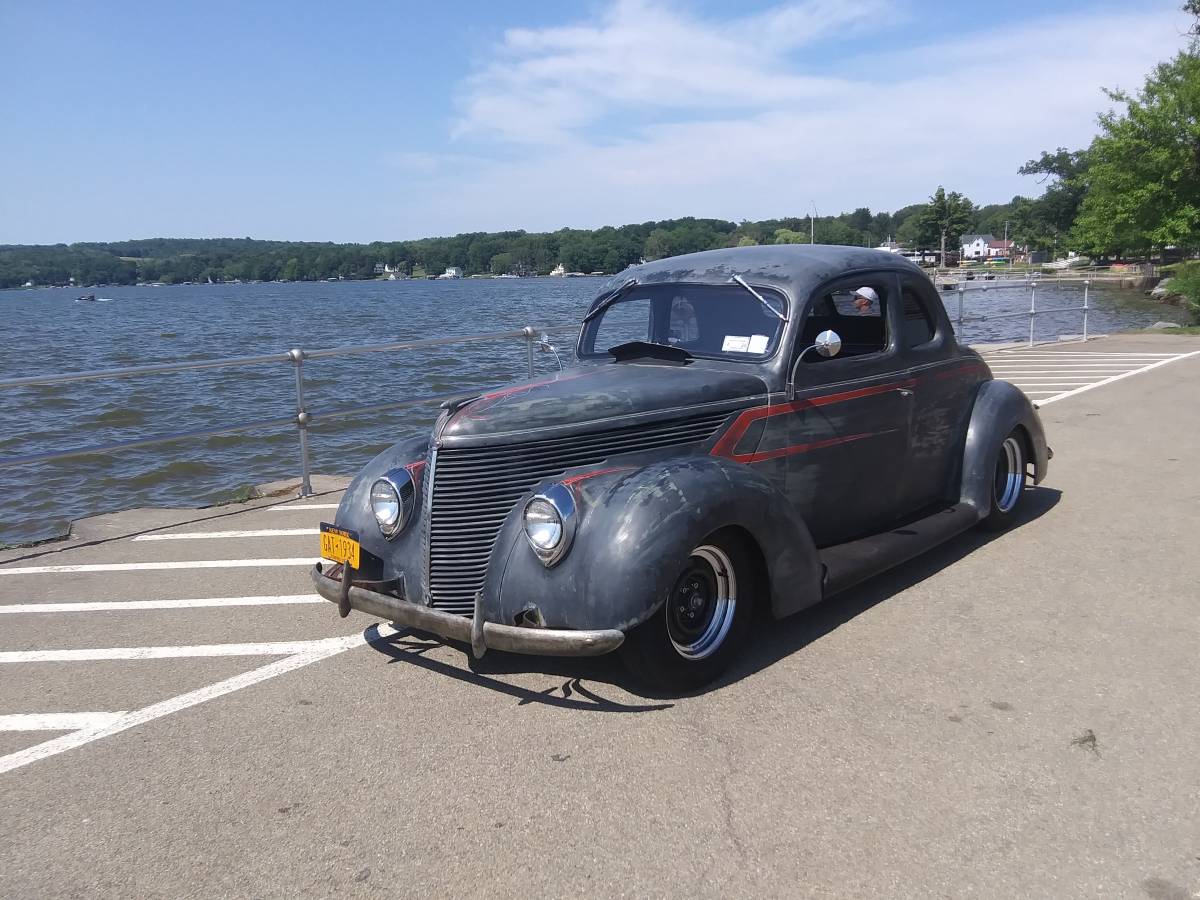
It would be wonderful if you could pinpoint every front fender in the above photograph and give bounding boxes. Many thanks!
[333,434,430,582]
[960,379,1050,514]
[487,456,824,632]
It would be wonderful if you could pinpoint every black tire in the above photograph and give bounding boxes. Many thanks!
[980,428,1027,531]
[620,529,756,694]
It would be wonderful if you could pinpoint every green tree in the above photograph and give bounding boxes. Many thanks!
[914,187,975,264]
[1018,148,1090,241]
[1072,49,1200,258]
[773,228,808,244]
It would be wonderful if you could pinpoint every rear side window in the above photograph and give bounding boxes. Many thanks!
[901,287,936,348]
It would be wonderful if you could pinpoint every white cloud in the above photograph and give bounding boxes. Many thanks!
[453,0,887,145]
[389,1,1189,238]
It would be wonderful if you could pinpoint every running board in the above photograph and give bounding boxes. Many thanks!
[820,503,980,598]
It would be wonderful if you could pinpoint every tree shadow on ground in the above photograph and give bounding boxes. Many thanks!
[367,486,1061,707]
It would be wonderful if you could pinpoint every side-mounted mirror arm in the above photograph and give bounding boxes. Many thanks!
[786,329,842,399]
[535,333,564,371]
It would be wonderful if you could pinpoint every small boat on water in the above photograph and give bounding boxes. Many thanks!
[76,293,96,302]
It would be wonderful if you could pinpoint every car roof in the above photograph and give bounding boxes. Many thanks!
[599,244,925,300]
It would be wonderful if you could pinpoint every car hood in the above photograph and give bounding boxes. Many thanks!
[440,361,768,442]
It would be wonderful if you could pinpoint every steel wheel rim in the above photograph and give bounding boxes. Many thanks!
[994,436,1024,513]
[666,545,737,661]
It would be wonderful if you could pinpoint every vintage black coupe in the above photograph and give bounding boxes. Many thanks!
[312,246,1050,690]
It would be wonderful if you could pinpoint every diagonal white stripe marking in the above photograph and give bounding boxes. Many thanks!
[0,557,324,575]
[0,712,127,732]
[268,503,339,511]
[0,594,323,614]
[0,637,361,663]
[133,529,319,541]
[1039,351,1200,405]
[0,624,399,775]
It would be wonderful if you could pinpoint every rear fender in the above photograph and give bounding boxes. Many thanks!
[488,457,824,631]
[960,379,1050,514]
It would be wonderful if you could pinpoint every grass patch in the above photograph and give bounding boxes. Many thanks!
[214,484,261,505]
[1165,261,1200,324]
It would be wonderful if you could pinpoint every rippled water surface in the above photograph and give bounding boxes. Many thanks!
[0,276,1180,544]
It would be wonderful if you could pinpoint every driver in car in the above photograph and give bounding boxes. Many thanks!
[853,286,879,315]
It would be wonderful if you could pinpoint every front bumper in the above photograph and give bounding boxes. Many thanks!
[311,564,624,658]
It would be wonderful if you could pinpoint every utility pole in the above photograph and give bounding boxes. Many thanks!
[809,201,816,244]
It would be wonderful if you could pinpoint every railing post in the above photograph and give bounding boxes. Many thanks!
[288,348,313,498]
[956,283,965,337]
[1028,281,1037,347]
[1082,279,1090,341]
[522,325,537,379]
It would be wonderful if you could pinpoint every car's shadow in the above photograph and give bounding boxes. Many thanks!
[367,486,1062,708]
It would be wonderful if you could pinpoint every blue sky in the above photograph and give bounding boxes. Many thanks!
[0,0,1191,244]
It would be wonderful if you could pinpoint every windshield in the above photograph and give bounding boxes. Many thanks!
[579,283,787,361]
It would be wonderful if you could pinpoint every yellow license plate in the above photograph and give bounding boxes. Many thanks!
[319,523,360,569]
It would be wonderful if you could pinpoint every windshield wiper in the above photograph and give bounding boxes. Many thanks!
[582,277,639,323]
[730,275,787,322]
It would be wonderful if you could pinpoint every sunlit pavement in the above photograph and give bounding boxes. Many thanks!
[1,334,1198,898]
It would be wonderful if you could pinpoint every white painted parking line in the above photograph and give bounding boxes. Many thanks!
[268,503,339,511]
[0,637,367,664]
[0,624,399,775]
[988,367,1147,372]
[0,712,127,731]
[0,557,324,575]
[133,529,319,541]
[1038,351,1200,406]
[978,350,1198,406]
[0,594,323,614]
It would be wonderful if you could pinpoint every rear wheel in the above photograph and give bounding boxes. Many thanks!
[980,430,1027,531]
[620,531,755,694]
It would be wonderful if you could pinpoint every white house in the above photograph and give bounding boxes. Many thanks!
[960,234,993,259]
[437,266,463,279]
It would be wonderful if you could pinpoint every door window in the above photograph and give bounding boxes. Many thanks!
[799,279,893,362]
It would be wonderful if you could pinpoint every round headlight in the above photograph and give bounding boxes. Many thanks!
[522,484,577,567]
[370,479,402,537]
[524,498,562,551]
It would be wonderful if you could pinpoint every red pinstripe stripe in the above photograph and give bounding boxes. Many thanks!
[561,466,634,487]
[734,431,876,464]
[710,379,915,460]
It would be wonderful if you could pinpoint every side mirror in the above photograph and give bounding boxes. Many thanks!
[787,329,843,399]
[814,329,842,358]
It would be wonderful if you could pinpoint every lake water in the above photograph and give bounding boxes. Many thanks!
[0,276,1181,545]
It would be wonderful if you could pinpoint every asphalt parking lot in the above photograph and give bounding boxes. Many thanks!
[2,335,1198,898]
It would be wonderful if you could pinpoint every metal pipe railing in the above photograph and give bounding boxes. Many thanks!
[953,279,1090,347]
[0,324,579,492]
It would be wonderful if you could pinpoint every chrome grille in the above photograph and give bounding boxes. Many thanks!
[426,410,733,615]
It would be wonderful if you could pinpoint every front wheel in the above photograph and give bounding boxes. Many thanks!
[620,531,755,694]
[980,429,1027,531]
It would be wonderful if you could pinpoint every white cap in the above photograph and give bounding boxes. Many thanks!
[854,286,879,304]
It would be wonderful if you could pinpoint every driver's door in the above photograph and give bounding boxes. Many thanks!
[767,272,913,546]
